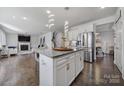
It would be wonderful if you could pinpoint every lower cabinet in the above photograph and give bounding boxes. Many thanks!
[39,50,84,86]
[55,51,84,86]
[56,54,75,86]
[80,51,84,70]
[75,52,81,77]
[75,51,84,77]
[56,59,68,86]
[39,54,54,86]
[67,55,75,85]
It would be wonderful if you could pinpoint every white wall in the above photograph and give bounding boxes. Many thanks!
[68,16,115,41]
[31,35,40,49]
[6,32,52,49]
[6,33,18,47]
[100,31,114,53]
[71,15,115,29]
[39,32,52,49]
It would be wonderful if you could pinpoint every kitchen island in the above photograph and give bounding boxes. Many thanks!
[36,48,85,86]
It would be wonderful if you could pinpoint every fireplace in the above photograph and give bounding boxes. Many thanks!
[20,45,29,51]
[19,42,30,53]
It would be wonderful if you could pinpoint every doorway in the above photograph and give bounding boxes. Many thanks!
[95,23,114,59]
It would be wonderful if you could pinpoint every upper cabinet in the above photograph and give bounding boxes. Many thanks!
[0,30,6,46]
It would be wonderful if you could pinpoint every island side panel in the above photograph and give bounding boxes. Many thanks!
[39,54,54,86]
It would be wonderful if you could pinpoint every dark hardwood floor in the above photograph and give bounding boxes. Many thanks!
[0,54,124,86]
[0,54,38,86]
[71,54,124,86]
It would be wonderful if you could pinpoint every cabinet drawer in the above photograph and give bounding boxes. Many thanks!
[55,53,74,67]
[54,53,74,62]
[56,59,68,67]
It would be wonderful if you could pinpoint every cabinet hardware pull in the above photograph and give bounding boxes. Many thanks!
[42,62,46,65]
[41,60,46,65]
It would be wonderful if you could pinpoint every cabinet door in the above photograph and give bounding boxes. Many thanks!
[67,55,75,85]
[80,51,84,70]
[56,60,67,86]
[75,52,81,77]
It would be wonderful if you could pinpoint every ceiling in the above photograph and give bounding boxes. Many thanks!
[0,7,117,35]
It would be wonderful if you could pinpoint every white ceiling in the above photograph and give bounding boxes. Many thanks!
[0,7,117,35]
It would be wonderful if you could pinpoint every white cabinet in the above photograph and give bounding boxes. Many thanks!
[56,54,76,86]
[75,52,81,77]
[67,55,75,85]
[80,51,84,70]
[39,54,54,86]
[0,30,6,46]
[39,50,84,86]
[56,59,68,86]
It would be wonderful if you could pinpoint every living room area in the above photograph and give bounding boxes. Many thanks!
[0,28,39,59]
[0,28,39,85]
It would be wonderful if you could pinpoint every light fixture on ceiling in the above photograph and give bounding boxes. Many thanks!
[45,10,56,31]
[64,26,69,29]
[46,10,51,14]
[48,19,55,23]
[23,17,27,20]
[48,14,55,18]
[64,21,69,26]
[64,20,69,33]
[12,16,16,19]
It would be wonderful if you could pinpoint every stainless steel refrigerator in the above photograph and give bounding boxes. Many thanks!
[83,32,95,62]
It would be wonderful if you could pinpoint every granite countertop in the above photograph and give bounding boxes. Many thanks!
[35,47,86,58]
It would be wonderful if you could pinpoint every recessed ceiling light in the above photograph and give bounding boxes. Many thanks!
[46,10,51,14]
[12,16,16,19]
[23,17,27,20]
